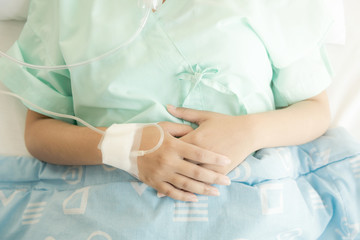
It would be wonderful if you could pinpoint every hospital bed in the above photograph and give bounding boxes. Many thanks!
[0,0,359,239]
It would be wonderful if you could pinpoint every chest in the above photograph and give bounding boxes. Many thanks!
[61,0,274,121]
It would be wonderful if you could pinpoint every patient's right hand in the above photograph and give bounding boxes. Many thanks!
[137,122,231,202]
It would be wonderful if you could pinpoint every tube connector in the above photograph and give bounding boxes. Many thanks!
[139,0,163,10]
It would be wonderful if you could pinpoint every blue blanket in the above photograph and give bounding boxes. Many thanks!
[1,128,360,240]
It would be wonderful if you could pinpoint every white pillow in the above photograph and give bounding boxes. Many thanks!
[0,0,30,21]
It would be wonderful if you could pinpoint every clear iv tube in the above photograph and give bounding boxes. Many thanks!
[0,1,155,135]
[0,5,152,70]
[136,123,165,156]
[0,0,165,152]
[1,89,165,156]
[0,90,105,135]
[0,89,165,156]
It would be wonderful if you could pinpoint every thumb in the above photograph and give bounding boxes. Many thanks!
[158,121,194,137]
[166,105,209,125]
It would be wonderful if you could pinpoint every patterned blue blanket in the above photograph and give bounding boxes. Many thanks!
[1,128,360,240]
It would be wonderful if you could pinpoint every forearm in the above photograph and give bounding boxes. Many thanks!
[25,110,105,165]
[249,91,331,151]
[170,91,331,175]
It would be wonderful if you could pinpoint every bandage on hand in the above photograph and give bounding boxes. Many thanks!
[98,123,164,179]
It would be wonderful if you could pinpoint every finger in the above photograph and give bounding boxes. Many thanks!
[156,182,198,202]
[166,105,211,124]
[176,160,231,186]
[178,140,231,166]
[158,121,194,137]
[170,174,220,197]
[157,192,166,198]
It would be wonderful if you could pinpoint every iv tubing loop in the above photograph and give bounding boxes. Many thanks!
[0,7,152,70]
[0,90,105,136]
[136,123,165,157]
[0,90,165,153]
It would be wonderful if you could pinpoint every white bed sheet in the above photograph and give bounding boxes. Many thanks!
[327,0,360,140]
[0,20,28,156]
[0,0,359,157]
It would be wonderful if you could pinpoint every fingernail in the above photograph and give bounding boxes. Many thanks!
[220,176,231,186]
[219,157,231,166]
[209,188,220,196]
[187,195,198,202]
[166,104,176,111]
[157,192,166,198]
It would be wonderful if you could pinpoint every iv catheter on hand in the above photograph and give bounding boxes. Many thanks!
[0,0,166,168]
[0,89,165,179]
[0,89,165,173]
[0,0,161,70]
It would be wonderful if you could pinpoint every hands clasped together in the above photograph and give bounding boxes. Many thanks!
[136,105,256,202]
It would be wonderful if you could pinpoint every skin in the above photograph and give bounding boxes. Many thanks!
[24,0,332,203]
[25,90,331,202]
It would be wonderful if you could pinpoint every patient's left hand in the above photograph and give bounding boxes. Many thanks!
[167,105,257,175]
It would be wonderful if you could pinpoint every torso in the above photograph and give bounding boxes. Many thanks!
[59,0,274,126]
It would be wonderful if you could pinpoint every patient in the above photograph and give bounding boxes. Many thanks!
[0,0,332,202]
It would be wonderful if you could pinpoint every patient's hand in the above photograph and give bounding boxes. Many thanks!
[167,105,256,175]
[137,121,231,202]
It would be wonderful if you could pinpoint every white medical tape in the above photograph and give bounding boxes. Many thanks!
[99,123,164,179]
[0,90,165,179]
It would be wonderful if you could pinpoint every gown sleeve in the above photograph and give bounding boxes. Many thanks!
[245,0,334,107]
[0,1,74,122]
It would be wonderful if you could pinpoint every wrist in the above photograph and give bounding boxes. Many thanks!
[99,124,145,178]
[236,114,262,152]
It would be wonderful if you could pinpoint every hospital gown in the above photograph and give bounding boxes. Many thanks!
[0,0,332,125]
[1,0,359,239]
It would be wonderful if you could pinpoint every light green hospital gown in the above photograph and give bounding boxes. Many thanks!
[0,0,333,127]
